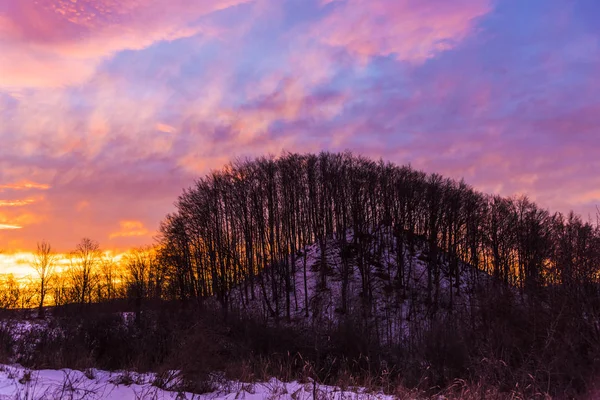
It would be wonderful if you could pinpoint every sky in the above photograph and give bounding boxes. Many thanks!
[0,0,599,257]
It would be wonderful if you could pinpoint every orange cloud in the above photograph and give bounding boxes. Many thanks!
[567,190,600,205]
[109,220,150,239]
[0,181,50,191]
[0,211,44,227]
[0,199,36,207]
[155,123,177,134]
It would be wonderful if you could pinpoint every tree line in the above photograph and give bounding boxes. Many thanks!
[156,152,600,317]
[0,239,163,320]
[4,152,600,322]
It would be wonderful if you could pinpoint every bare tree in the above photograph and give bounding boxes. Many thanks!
[0,274,21,310]
[68,238,101,306]
[30,241,56,318]
[98,254,120,302]
[124,246,162,322]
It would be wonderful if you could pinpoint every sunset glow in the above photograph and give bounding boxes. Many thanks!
[1,0,599,268]
[0,250,127,280]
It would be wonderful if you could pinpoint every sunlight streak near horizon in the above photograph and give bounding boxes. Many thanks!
[0,224,22,230]
[0,251,128,280]
[0,199,37,207]
[0,252,42,279]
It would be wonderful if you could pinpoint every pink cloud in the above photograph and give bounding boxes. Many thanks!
[0,0,250,88]
[313,0,491,62]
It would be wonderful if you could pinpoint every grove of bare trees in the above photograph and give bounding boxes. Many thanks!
[156,152,600,315]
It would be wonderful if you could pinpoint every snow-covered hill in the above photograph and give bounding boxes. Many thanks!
[229,227,489,345]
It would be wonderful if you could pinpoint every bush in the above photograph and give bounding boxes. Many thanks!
[0,322,15,362]
[4,297,600,398]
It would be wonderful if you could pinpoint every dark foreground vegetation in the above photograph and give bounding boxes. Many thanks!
[2,152,600,398]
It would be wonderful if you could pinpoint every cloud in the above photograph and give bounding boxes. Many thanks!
[0,224,21,230]
[109,220,150,239]
[1,0,599,254]
[0,0,250,88]
[155,123,177,134]
[312,0,491,62]
[0,199,36,207]
[0,182,51,191]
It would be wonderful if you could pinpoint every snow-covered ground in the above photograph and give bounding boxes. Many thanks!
[0,364,397,399]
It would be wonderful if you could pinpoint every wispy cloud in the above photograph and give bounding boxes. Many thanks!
[0,199,36,207]
[312,0,491,62]
[0,224,22,230]
[0,182,50,191]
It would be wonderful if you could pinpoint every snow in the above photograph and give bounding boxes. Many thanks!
[0,365,188,400]
[229,227,489,345]
[0,319,47,341]
[0,364,397,399]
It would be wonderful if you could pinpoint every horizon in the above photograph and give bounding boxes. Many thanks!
[1,0,599,262]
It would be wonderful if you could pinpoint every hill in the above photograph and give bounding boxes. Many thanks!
[228,226,490,346]
[157,151,600,396]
